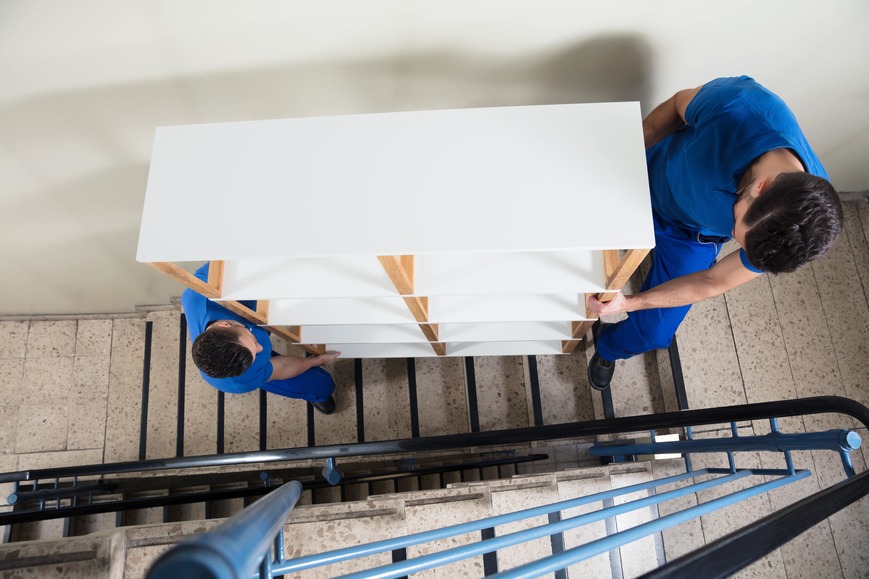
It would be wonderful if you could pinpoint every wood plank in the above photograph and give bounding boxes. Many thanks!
[380,255,443,354]
[417,323,439,344]
[220,300,267,325]
[217,300,322,355]
[562,318,593,353]
[402,295,429,323]
[378,255,415,295]
[599,248,650,302]
[148,263,322,354]
[562,340,580,354]
[400,255,414,288]
[603,249,621,283]
[403,300,446,354]
[256,299,270,320]
[392,286,446,356]
[146,262,220,298]
[207,260,225,294]
[571,320,595,340]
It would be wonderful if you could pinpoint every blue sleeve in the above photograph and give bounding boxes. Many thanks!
[193,262,210,282]
[212,355,272,393]
[739,248,764,274]
[685,76,757,125]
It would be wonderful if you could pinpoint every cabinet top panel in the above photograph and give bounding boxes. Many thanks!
[137,102,653,262]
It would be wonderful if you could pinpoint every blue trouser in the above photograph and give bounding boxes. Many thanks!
[262,331,334,403]
[596,213,725,361]
[261,364,335,403]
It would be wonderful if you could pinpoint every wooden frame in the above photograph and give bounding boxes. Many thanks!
[378,255,446,356]
[599,249,650,302]
[148,261,323,355]
[560,247,650,354]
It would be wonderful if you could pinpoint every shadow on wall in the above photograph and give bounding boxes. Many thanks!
[0,33,653,314]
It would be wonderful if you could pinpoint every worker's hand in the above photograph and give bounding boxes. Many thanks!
[313,350,341,365]
[588,293,628,317]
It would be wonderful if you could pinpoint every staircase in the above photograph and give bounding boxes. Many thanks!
[2,196,869,578]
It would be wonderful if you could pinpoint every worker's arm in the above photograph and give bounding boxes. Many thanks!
[589,251,761,316]
[268,350,340,382]
[642,85,703,149]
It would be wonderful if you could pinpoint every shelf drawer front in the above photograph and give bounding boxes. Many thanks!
[327,341,565,358]
[265,294,590,325]
[295,321,574,345]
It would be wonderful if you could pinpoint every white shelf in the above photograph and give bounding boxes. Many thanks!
[218,250,607,300]
[138,102,654,358]
[297,321,573,345]
[220,256,397,300]
[137,102,653,262]
[268,297,417,325]
[328,341,565,358]
[428,294,589,323]
[300,324,430,344]
[438,321,573,342]
[266,294,590,326]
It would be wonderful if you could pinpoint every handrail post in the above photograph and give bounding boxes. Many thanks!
[146,481,302,579]
[322,457,342,485]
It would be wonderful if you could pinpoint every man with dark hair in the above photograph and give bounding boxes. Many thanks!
[587,75,843,390]
[183,263,340,414]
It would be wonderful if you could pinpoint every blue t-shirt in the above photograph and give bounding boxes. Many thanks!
[181,263,274,393]
[646,76,828,272]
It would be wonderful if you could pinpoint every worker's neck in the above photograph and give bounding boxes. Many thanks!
[738,148,805,189]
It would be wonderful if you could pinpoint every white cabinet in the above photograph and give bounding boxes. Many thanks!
[137,103,654,357]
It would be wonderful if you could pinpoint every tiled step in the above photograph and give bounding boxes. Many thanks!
[557,469,616,578]
[281,498,408,577]
[143,311,183,460]
[609,466,663,578]
[0,529,125,578]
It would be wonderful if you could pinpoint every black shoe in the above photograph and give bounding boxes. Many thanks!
[588,353,615,391]
[311,396,336,415]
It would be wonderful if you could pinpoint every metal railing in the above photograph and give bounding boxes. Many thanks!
[144,396,869,579]
[0,452,546,525]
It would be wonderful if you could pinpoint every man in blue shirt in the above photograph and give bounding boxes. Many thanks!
[182,263,340,413]
[587,76,843,390]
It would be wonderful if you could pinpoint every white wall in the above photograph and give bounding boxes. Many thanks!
[1,0,867,315]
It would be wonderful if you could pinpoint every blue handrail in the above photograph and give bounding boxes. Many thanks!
[141,397,869,579]
[492,470,811,579]
[277,467,712,574]
[589,428,861,457]
[337,470,758,579]
[146,480,302,579]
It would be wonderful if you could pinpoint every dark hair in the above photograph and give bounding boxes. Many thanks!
[743,172,843,274]
[191,327,253,378]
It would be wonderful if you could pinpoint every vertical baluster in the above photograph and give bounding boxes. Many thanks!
[274,528,286,579]
[769,418,796,474]
[683,427,694,472]
[727,422,738,472]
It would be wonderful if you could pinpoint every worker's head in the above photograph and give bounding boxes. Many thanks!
[732,172,842,274]
[191,320,262,378]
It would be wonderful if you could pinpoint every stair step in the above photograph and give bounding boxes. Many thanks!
[402,488,493,578]
[0,531,121,577]
[610,468,663,578]
[557,472,615,578]
[283,502,406,577]
[144,311,183,461]
[491,479,561,573]
[10,518,66,543]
